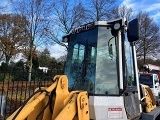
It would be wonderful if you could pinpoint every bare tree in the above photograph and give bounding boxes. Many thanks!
[85,0,116,21]
[0,14,28,65]
[11,0,55,81]
[45,0,117,51]
[44,0,86,50]
[108,6,160,63]
[54,0,87,33]
[136,11,160,63]
[44,28,68,50]
[109,5,133,20]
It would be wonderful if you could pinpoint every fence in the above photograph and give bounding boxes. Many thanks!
[0,68,63,120]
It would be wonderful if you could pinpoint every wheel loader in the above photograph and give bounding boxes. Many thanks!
[7,18,160,120]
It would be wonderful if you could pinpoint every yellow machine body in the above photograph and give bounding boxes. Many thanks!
[7,75,89,120]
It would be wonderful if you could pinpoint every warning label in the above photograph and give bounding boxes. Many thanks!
[108,108,123,118]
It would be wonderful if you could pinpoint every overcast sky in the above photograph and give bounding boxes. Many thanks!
[1,0,160,59]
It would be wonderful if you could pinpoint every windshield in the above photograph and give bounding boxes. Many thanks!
[65,27,97,93]
[139,75,153,88]
[64,25,119,95]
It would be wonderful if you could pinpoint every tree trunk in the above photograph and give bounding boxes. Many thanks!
[5,54,10,66]
[143,38,146,64]
[28,40,33,82]
[28,65,32,82]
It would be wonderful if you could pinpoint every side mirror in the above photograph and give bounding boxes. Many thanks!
[127,18,139,42]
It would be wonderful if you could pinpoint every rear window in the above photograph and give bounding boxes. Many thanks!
[139,74,153,88]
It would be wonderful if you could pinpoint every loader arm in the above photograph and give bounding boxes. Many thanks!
[55,91,89,120]
[7,75,89,120]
